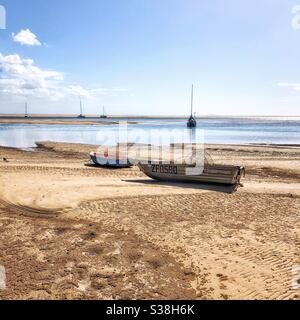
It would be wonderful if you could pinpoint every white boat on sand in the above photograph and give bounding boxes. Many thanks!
[90,147,133,168]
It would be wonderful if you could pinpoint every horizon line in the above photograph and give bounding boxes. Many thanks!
[0,113,300,118]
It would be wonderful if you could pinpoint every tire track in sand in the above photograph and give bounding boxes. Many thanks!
[64,193,299,300]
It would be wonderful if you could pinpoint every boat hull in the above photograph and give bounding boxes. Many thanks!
[138,163,245,186]
[90,153,133,168]
[187,119,197,128]
[187,117,197,128]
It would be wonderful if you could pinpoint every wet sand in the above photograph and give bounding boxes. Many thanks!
[0,142,299,300]
[0,119,139,126]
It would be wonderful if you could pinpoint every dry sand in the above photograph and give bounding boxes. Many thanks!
[0,142,299,300]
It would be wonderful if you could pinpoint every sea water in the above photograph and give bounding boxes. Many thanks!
[0,117,299,148]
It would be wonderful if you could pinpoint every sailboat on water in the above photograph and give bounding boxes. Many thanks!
[78,99,86,118]
[100,106,108,119]
[187,85,197,128]
[24,103,29,118]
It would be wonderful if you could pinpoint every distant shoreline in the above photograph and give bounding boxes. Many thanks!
[0,114,300,121]
[0,118,140,126]
[0,142,299,151]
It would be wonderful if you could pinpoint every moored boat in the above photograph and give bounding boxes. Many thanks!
[187,114,197,128]
[187,85,197,128]
[78,99,86,118]
[100,106,108,119]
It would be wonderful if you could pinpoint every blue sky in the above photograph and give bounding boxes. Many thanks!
[0,0,300,116]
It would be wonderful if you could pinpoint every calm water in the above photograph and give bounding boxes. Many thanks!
[0,117,300,148]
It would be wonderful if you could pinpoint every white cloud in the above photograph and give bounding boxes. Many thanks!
[0,53,125,102]
[277,82,300,91]
[68,85,90,98]
[12,29,42,46]
[0,53,65,99]
[90,88,128,95]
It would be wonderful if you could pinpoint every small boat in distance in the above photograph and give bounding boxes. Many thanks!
[100,106,108,119]
[24,102,29,118]
[78,99,86,118]
[187,85,197,128]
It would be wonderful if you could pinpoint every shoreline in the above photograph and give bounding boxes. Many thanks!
[1,114,300,118]
[0,114,299,128]
[0,119,139,126]
[1,141,299,152]
[0,115,300,124]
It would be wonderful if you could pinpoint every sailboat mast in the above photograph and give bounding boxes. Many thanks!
[187,84,197,128]
[191,84,194,116]
[80,99,83,116]
[25,102,28,117]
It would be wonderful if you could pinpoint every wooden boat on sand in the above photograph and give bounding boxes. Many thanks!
[138,162,245,187]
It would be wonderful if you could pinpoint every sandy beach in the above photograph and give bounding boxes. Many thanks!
[0,141,299,300]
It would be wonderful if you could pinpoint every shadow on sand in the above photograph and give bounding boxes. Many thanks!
[84,163,128,170]
[123,179,237,194]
